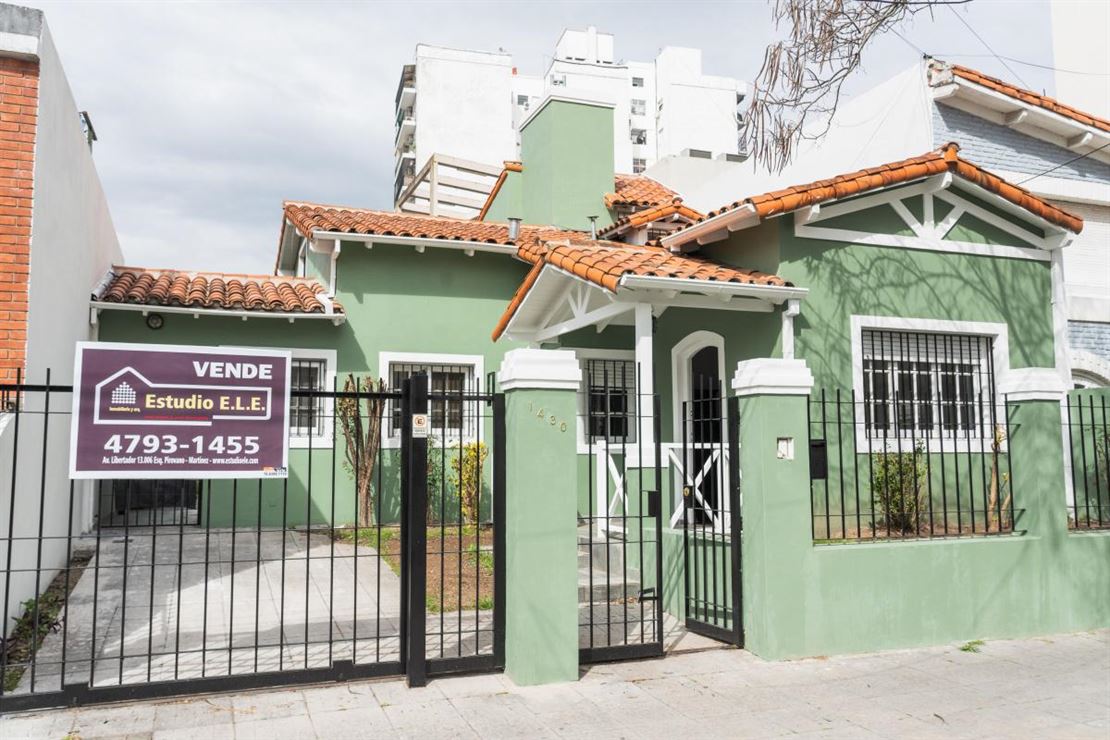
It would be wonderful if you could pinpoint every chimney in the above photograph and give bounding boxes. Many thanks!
[588,216,598,239]
[507,217,521,241]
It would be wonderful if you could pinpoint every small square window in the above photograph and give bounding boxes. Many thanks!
[630,128,647,145]
[631,99,646,116]
[290,359,327,438]
[632,158,646,174]
[632,77,644,87]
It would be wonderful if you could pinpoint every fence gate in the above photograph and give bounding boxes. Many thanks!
[0,371,504,712]
[680,392,742,646]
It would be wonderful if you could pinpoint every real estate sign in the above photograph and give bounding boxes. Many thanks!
[70,342,291,479]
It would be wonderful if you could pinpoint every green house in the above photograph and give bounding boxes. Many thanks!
[89,95,1108,664]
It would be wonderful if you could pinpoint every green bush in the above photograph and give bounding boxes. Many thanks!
[872,443,927,534]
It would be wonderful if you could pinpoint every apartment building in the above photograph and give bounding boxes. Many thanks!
[394,26,746,218]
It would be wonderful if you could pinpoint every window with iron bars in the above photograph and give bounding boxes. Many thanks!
[290,358,327,438]
[862,329,995,439]
[584,358,637,443]
[388,362,474,437]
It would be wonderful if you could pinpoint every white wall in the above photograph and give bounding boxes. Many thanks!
[1051,0,1110,119]
[1,20,121,638]
[655,47,742,160]
[413,45,517,173]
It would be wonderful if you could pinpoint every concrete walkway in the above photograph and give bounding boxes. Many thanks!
[2,629,1107,739]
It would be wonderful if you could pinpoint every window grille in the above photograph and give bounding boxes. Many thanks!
[389,362,474,437]
[584,359,636,443]
[632,158,646,174]
[630,128,647,145]
[861,329,995,439]
[290,358,327,438]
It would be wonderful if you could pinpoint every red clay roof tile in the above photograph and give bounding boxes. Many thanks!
[607,174,682,208]
[679,143,1083,236]
[97,267,339,315]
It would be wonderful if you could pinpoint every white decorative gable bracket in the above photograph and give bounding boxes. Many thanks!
[793,174,1066,262]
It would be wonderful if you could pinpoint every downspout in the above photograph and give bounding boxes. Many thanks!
[781,299,801,360]
[329,239,341,297]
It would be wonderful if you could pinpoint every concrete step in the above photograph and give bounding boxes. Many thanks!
[577,565,641,602]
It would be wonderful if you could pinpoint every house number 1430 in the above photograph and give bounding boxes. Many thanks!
[528,401,568,433]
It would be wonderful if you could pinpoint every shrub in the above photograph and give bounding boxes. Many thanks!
[448,441,489,525]
[872,442,927,534]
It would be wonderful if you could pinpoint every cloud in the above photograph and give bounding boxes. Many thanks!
[27,0,1054,274]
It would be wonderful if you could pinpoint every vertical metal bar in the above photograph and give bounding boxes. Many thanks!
[653,393,663,647]
[603,363,612,643]
[586,365,595,649]
[621,363,630,644]
[0,365,24,688]
[279,474,288,671]
[405,374,428,687]
[637,364,646,644]
[228,481,238,675]
[1078,399,1091,526]
[820,388,830,539]
[492,392,506,669]
[60,478,76,690]
[681,400,690,622]
[835,389,846,540]
[455,376,464,657]
[89,480,105,687]
[849,390,862,541]
[1099,397,1108,526]
[472,389,481,655]
[304,410,313,669]
[29,371,51,691]
[727,395,742,645]
[328,382,338,666]
[254,478,263,673]
[201,480,212,677]
[119,479,133,684]
[145,475,157,683]
[351,379,361,666]
[173,483,187,680]
[1004,398,1015,531]
[375,394,384,663]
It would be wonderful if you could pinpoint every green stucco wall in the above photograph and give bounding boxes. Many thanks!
[519,100,614,230]
[482,170,523,223]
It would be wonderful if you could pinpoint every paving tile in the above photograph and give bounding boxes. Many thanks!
[308,706,392,738]
[233,714,315,739]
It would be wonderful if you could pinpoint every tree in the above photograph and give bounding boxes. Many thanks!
[745,0,952,173]
[336,374,386,527]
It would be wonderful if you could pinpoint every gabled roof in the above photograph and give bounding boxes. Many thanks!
[282,201,582,248]
[492,238,790,340]
[95,267,341,316]
[666,143,1083,248]
[598,200,705,239]
[606,174,682,208]
[947,64,1110,134]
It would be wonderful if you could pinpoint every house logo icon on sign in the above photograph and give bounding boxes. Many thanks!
[110,381,137,406]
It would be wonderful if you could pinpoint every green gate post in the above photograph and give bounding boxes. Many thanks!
[731,358,815,660]
[498,348,582,685]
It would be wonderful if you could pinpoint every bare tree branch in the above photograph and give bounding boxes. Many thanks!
[745,0,938,173]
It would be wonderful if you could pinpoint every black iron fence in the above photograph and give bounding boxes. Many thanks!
[576,357,664,663]
[808,389,1017,542]
[1066,391,1109,530]
[0,370,504,711]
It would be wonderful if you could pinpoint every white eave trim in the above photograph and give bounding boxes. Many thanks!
[617,274,807,304]
[660,203,759,250]
[89,301,347,326]
[309,231,519,256]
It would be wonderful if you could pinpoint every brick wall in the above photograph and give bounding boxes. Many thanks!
[1069,321,1110,364]
[0,56,36,385]
[932,103,1110,182]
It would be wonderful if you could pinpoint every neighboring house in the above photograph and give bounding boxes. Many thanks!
[649,58,1110,386]
[0,4,121,635]
[87,92,1105,657]
[394,27,746,217]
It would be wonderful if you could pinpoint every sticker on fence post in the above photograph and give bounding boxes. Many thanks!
[69,341,291,480]
[411,413,429,439]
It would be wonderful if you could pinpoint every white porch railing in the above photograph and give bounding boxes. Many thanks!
[590,442,736,536]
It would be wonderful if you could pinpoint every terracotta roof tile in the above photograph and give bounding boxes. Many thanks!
[97,267,340,315]
[607,174,682,208]
[492,239,790,340]
[679,143,1083,236]
[283,202,583,248]
[947,63,1110,134]
[598,201,705,238]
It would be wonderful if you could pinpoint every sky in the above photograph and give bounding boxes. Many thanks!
[26,0,1066,274]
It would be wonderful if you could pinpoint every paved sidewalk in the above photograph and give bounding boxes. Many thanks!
[2,629,1107,739]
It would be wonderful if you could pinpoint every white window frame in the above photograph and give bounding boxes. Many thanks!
[849,316,1010,453]
[378,351,484,449]
[223,346,336,449]
[630,98,647,117]
[573,348,637,454]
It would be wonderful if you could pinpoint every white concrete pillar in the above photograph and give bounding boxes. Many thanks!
[634,302,654,447]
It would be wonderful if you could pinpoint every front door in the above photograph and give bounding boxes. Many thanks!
[681,348,743,646]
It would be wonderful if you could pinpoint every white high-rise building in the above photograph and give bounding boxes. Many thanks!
[393,27,747,218]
